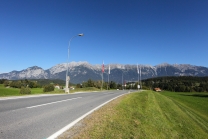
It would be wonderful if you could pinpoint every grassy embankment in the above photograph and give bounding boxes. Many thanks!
[59,90,208,139]
[0,84,100,97]
[0,84,63,96]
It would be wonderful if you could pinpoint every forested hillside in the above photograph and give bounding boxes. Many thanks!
[142,76,208,92]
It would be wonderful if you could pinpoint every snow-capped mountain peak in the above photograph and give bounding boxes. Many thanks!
[0,62,208,83]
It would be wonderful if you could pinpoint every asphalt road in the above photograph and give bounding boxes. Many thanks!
[0,90,129,139]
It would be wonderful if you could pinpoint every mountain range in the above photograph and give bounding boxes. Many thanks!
[0,61,208,84]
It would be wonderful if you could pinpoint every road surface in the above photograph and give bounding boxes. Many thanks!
[0,90,129,139]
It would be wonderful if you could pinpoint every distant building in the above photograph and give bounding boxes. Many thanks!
[70,87,74,90]
[55,85,60,89]
[154,88,161,92]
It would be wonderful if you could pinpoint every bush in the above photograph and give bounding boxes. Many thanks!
[43,84,55,92]
[3,80,10,87]
[20,86,31,94]
[0,79,8,84]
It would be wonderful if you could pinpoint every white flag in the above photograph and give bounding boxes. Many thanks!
[102,61,104,73]
[137,64,139,74]
[109,65,110,74]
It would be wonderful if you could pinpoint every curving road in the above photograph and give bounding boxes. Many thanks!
[0,90,129,139]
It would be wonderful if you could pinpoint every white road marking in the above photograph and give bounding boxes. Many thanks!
[47,93,127,139]
[0,94,65,101]
[26,97,82,109]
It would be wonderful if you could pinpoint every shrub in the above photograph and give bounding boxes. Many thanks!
[43,84,55,92]
[3,80,10,87]
[20,86,31,94]
[0,79,8,84]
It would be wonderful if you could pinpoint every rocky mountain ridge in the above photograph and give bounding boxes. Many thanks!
[0,61,208,84]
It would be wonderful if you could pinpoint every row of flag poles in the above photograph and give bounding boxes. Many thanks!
[101,61,142,90]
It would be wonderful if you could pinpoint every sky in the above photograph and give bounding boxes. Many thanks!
[0,0,208,73]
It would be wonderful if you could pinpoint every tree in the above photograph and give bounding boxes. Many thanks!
[76,84,81,88]
[94,80,102,89]
[3,80,10,87]
[20,86,31,94]
[133,82,138,89]
[0,79,7,84]
[179,85,186,92]
[10,81,21,88]
[87,79,94,87]
[117,83,122,90]
[185,86,190,92]
[109,81,117,89]
[28,81,38,88]
[43,84,55,92]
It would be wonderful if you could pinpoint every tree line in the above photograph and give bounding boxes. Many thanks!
[0,79,66,88]
[1,79,56,93]
[142,76,208,92]
[76,79,139,90]
[76,79,119,89]
[2,79,41,88]
[2,76,208,92]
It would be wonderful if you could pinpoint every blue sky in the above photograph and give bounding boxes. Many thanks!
[1,0,208,73]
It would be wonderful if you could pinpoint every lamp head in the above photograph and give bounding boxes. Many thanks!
[78,33,84,36]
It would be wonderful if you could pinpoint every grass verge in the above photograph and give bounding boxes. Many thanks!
[58,91,208,139]
[0,84,101,97]
[69,87,101,93]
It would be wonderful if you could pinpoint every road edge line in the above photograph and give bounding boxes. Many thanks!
[47,92,128,139]
[0,94,65,100]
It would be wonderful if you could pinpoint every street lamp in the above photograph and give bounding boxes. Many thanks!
[65,33,84,93]
[122,72,123,90]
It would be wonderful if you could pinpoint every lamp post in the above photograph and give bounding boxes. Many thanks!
[137,64,140,90]
[65,33,84,94]
[121,71,123,90]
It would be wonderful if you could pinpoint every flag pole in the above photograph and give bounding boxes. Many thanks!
[101,72,103,90]
[108,64,110,90]
[140,66,142,89]
[107,73,109,90]
[101,61,104,91]
[137,64,139,90]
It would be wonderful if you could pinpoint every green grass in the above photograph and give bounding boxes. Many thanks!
[0,84,65,97]
[0,84,100,97]
[70,90,208,139]
[70,87,100,93]
[0,84,20,96]
[160,91,208,116]
[30,88,65,94]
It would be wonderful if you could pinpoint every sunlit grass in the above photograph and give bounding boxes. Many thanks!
[70,87,100,93]
[0,84,100,97]
[0,84,20,96]
[64,91,208,139]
